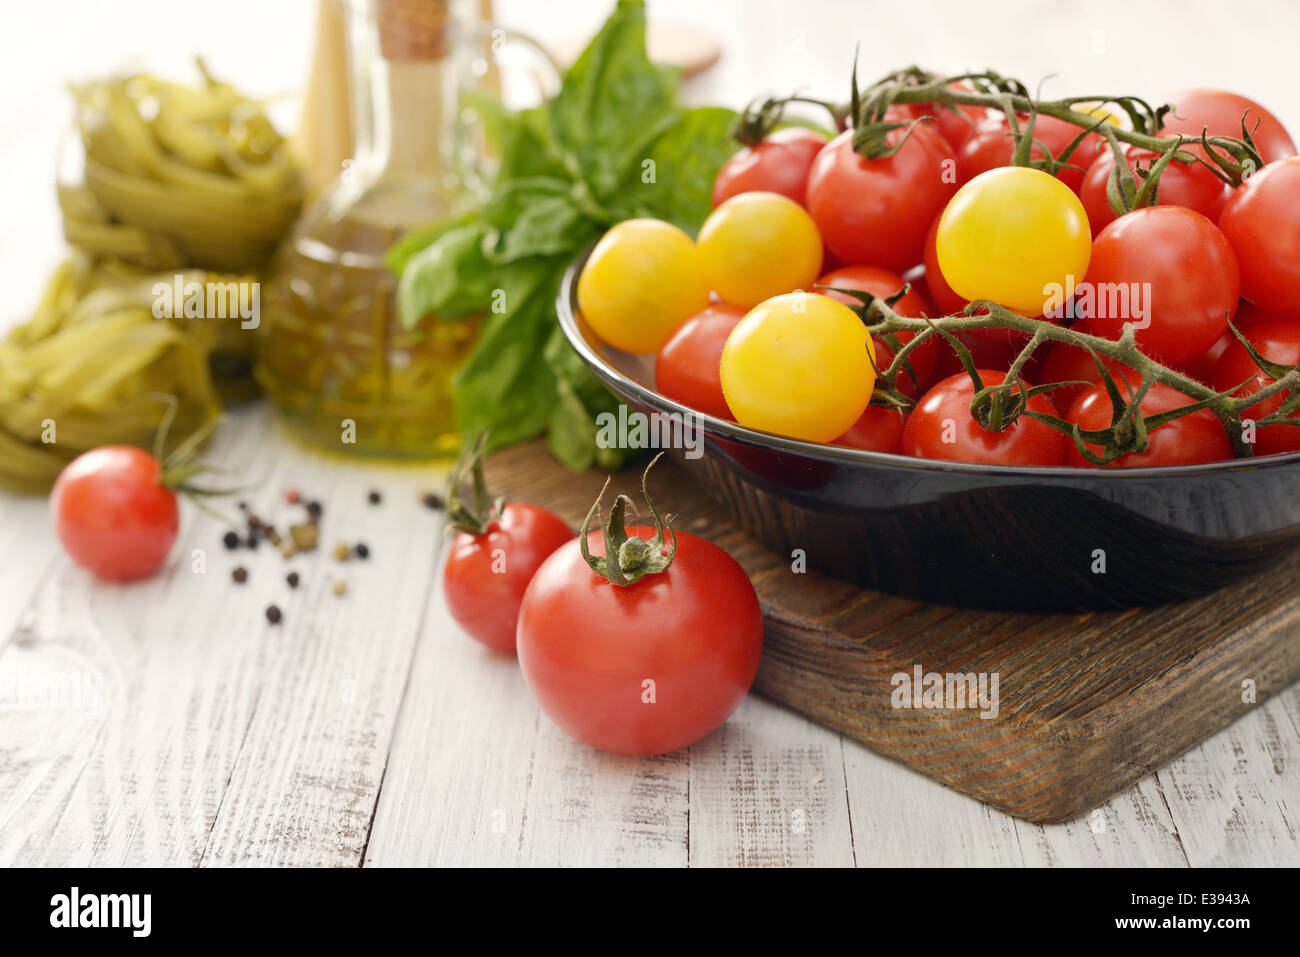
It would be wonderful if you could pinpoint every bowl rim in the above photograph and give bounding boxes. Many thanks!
[557,251,1300,480]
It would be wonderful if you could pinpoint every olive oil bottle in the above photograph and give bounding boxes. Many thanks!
[260,0,483,457]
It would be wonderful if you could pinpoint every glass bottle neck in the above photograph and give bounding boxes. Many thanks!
[344,0,461,225]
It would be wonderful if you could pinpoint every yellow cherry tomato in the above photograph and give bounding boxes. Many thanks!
[697,192,824,308]
[720,293,875,443]
[577,219,710,354]
[935,166,1092,316]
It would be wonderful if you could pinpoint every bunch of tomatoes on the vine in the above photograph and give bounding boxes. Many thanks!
[577,70,1300,468]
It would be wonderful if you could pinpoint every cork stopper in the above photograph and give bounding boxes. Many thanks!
[377,0,451,61]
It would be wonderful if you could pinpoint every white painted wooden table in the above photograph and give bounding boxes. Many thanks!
[1,0,1297,868]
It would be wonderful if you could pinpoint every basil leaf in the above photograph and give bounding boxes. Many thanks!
[543,324,636,470]
[611,106,740,232]
[452,262,559,450]
[396,221,494,325]
[548,0,675,203]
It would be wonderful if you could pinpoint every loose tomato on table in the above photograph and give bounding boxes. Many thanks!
[1160,90,1297,165]
[712,126,829,208]
[697,191,823,308]
[1065,380,1233,467]
[720,292,876,443]
[517,459,762,756]
[654,304,745,419]
[577,219,710,354]
[816,265,939,396]
[936,166,1092,317]
[1217,157,1300,319]
[805,123,957,272]
[50,445,180,582]
[442,436,573,655]
[1212,318,1300,456]
[1079,145,1229,236]
[1081,206,1239,366]
[903,370,1069,466]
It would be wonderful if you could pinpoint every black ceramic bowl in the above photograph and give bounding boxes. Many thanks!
[557,253,1300,611]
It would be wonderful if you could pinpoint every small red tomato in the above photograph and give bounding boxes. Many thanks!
[1217,157,1300,319]
[922,212,972,316]
[442,439,572,654]
[1161,89,1297,165]
[1234,300,1291,330]
[897,82,986,150]
[712,127,828,208]
[517,466,762,756]
[904,370,1069,466]
[1081,206,1239,366]
[1065,380,1233,467]
[1080,146,1229,236]
[833,405,907,453]
[1176,329,1236,385]
[444,503,573,655]
[1212,318,1300,457]
[929,329,1028,382]
[817,265,939,396]
[655,304,745,419]
[1038,337,1137,415]
[957,114,1103,192]
[51,446,179,581]
[806,125,957,272]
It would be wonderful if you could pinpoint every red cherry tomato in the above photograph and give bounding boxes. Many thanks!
[904,370,1068,466]
[517,526,762,756]
[897,82,986,150]
[1065,380,1233,467]
[922,213,971,316]
[1217,157,1300,319]
[712,127,829,208]
[805,125,957,272]
[1212,318,1300,456]
[1161,90,1297,165]
[957,114,1103,193]
[1081,206,1239,366]
[1080,146,1228,236]
[929,329,1028,382]
[1176,328,1236,385]
[833,405,907,453]
[443,503,573,655]
[817,265,939,396]
[1234,300,1291,330]
[655,304,745,419]
[1038,337,1136,415]
[50,445,179,581]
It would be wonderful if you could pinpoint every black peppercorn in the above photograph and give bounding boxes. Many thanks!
[420,492,444,510]
[265,604,282,625]
[286,571,300,589]
[223,530,240,550]
[354,543,370,559]
[368,490,382,505]
[232,566,248,584]
[306,500,323,521]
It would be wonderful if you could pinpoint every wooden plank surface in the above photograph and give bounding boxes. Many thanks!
[2,0,1299,869]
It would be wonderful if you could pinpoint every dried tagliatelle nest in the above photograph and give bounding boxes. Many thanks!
[0,257,222,492]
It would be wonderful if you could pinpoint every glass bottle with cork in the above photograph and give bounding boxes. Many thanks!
[260,0,552,457]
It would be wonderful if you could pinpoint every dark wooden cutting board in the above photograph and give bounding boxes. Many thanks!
[486,441,1300,823]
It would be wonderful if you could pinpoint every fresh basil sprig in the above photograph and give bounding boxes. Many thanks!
[390,0,736,469]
